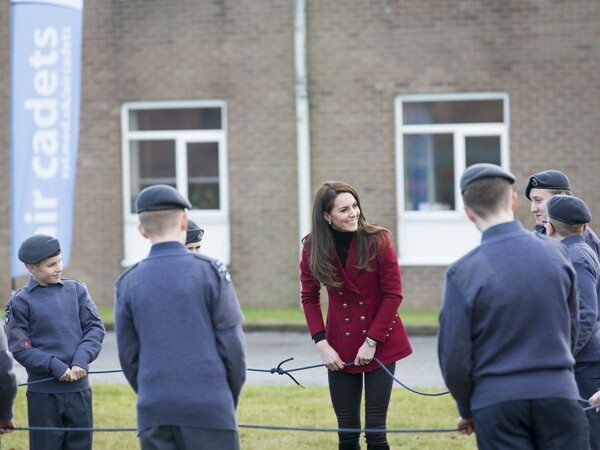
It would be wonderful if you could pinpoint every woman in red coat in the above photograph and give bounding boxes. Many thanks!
[300,181,412,450]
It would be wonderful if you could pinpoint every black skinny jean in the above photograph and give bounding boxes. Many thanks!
[327,363,396,447]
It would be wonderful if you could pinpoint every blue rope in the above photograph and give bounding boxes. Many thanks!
[7,357,598,435]
[19,360,599,410]
[247,356,449,396]
[7,424,461,434]
[247,357,353,388]
[241,424,462,433]
[17,370,123,387]
[11,426,136,432]
[578,397,600,411]
[373,357,449,396]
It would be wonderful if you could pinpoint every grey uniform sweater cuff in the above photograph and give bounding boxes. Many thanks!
[49,357,68,379]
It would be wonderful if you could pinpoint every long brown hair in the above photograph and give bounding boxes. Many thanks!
[302,181,389,287]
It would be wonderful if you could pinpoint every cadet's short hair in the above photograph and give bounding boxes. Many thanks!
[139,209,183,236]
[463,177,513,219]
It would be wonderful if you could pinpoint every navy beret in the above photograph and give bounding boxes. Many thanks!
[18,234,61,264]
[525,170,571,200]
[460,163,516,194]
[547,195,591,225]
[186,220,205,244]
[136,185,192,213]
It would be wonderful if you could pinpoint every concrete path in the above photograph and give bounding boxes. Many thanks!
[13,332,447,390]
[244,332,446,389]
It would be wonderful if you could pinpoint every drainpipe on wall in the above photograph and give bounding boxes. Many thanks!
[294,0,312,247]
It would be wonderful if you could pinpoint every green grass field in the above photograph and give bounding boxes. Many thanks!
[97,306,441,329]
[4,307,444,448]
[1,384,476,449]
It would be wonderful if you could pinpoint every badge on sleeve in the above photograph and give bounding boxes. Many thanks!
[213,260,232,282]
[4,304,10,325]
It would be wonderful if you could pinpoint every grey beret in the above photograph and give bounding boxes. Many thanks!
[460,163,516,194]
[18,234,61,264]
[525,170,571,200]
[186,220,205,245]
[547,195,591,225]
[136,185,192,213]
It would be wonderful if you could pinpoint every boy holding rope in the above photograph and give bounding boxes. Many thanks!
[5,234,105,449]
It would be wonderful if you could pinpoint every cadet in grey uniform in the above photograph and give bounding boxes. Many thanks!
[525,169,600,258]
[185,219,204,253]
[115,185,246,450]
[5,235,105,450]
[545,195,600,449]
[438,164,589,449]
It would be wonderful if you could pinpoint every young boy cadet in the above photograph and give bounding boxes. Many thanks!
[438,163,589,449]
[5,234,105,450]
[185,219,204,253]
[545,195,600,449]
[115,185,246,450]
[525,169,600,258]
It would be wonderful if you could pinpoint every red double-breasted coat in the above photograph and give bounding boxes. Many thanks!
[300,231,412,374]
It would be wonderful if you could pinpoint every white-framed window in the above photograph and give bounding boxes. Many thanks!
[394,93,510,265]
[121,100,230,266]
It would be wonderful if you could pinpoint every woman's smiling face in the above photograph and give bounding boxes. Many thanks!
[325,192,360,232]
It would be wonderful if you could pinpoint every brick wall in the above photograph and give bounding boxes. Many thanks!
[86,0,298,307]
[0,0,598,311]
[306,0,600,308]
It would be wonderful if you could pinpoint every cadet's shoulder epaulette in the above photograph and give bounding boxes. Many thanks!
[211,258,232,282]
[116,261,141,281]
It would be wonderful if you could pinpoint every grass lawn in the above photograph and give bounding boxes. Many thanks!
[98,306,440,329]
[2,384,475,450]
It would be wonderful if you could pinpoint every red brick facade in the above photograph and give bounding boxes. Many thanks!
[1,1,598,310]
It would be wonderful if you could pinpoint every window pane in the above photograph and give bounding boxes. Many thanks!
[465,136,501,166]
[129,108,222,131]
[187,142,220,209]
[129,140,176,211]
[404,134,454,211]
[403,100,503,125]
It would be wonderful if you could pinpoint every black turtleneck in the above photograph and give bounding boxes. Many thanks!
[332,228,353,267]
[312,228,354,344]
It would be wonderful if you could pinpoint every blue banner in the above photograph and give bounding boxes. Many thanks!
[10,0,83,277]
